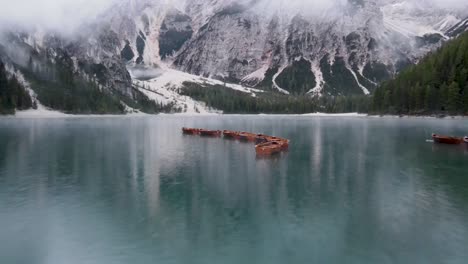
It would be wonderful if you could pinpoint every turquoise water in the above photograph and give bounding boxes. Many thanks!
[0,116,467,264]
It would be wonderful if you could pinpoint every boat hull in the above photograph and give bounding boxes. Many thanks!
[223,130,239,139]
[238,132,256,142]
[264,136,289,150]
[255,135,268,144]
[182,127,290,157]
[270,140,289,150]
[255,142,282,156]
[182,128,200,135]
[199,130,222,137]
[432,134,463,145]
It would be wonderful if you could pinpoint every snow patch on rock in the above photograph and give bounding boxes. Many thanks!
[241,65,269,85]
[309,61,325,96]
[271,66,290,95]
[132,68,263,114]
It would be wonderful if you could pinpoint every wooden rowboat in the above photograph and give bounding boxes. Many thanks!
[238,132,257,142]
[223,130,239,139]
[432,134,463,145]
[255,134,269,144]
[264,136,289,150]
[269,139,289,150]
[265,136,287,142]
[182,127,200,135]
[255,141,282,156]
[199,129,222,137]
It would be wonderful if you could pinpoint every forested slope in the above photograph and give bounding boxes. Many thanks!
[372,32,468,115]
[0,61,33,115]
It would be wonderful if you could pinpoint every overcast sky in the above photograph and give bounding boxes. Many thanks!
[0,0,115,32]
[0,0,466,33]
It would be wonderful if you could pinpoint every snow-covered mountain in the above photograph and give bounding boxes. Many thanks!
[98,0,468,96]
[446,16,468,37]
[1,0,467,113]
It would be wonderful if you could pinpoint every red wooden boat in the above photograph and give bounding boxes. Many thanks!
[270,139,290,150]
[255,134,269,144]
[182,127,200,135]
[199,129,222,137]
[265,136,289,150]
[238,132,257,142]
[265,136,286,142]
[182,127,290,157]
[432,134,463,145]
[223,130,239,139]
[255,141,282,156]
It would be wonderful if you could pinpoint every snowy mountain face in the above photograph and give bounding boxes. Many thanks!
[446,16,468,37]
[101,0,467,96]
[1,0,467,113]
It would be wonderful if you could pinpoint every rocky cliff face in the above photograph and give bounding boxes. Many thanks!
[100,0,467,96]
[446,17,468,37]
[1,28,133,97]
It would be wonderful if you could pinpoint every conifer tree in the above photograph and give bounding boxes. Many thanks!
[372,32,468,115]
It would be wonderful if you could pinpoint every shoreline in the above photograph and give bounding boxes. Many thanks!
[2,109,149,119]
[2,108,467,119]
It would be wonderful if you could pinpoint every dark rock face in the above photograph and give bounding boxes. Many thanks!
[121,41,135,61]
[276,59,316,95]
[320,56,363,96]
[79,57,133,96]
[363,62,391,84]
[415,33,445,48]
[159,9,193,59]
[446,17,468,38]
[136,32,146,64]
[1,30,134,98]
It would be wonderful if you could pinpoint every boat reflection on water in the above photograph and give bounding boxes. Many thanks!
[255,150,288,161]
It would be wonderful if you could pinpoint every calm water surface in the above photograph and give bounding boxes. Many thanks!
[0,116,468,264]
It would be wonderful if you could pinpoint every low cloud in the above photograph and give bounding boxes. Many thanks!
[0,0,116,33]
[430,0,468,9]
[249,0,348,19]
[0,0,466,34]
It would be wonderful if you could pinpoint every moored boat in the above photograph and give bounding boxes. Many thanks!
[265,136,289,149]
[199,129,222,137]
[182,127,200,135]
[238,132,257,142]
[432,134,463,145]
[223,130,239,139]
[270,139,290,150]
[265,136,287,142]
[255,134,269,144]
[255,141,282,156]
[183,127,290,157]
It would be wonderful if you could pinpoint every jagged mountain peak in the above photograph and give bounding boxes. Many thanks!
[45,1,468,96]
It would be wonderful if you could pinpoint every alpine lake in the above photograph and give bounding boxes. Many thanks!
[1,115,468,264]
